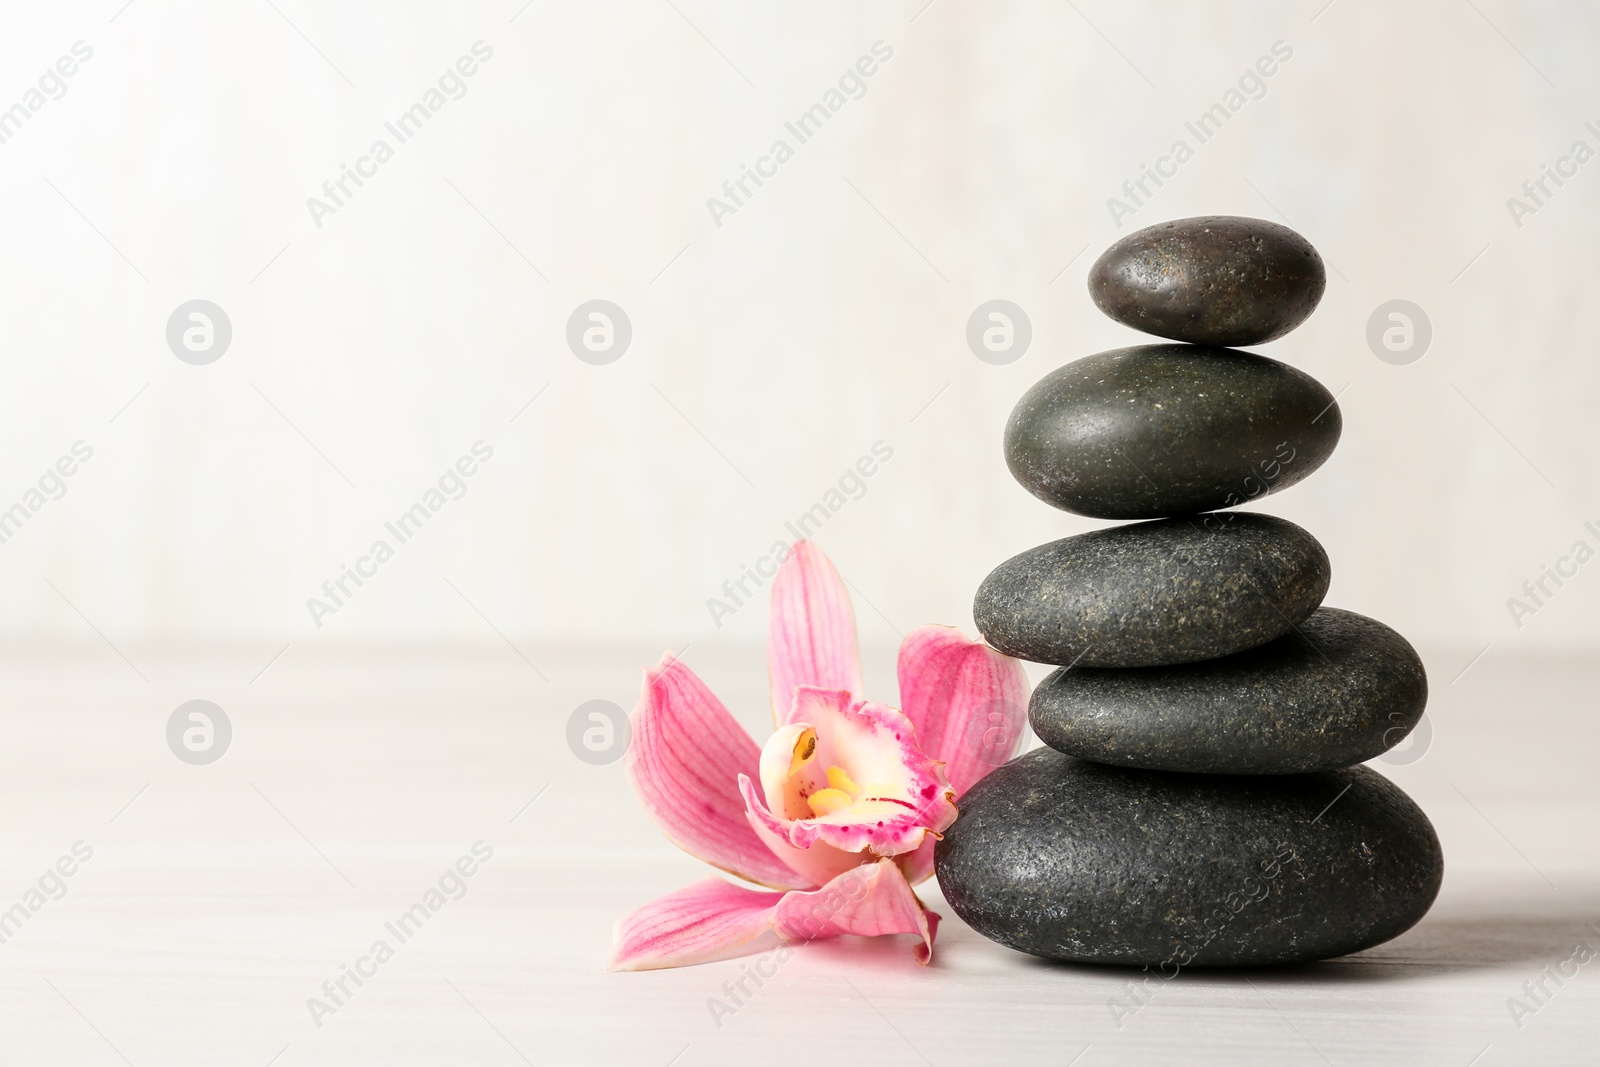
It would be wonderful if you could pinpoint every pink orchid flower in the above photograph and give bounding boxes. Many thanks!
[610,541,1027,971]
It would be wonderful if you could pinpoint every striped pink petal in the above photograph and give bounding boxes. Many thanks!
[897,624,1029,797]
[609,859,941,971]
[768,541,863,725]
[772,858,941,964]
[609,877,785,971]
[627,654,811,891]
[894,838,937,887]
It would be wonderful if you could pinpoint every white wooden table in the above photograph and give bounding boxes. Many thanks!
[0,643,1593,1065]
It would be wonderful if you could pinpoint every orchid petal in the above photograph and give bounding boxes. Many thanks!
[768,541,863,725]
[610,860,941,971]
[772,858,941,965]
[897,624,1029,797]
[628,655,810,891]
[609,877,785,971]
[894,838,937,887]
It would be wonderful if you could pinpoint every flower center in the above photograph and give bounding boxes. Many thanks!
[806,765,861,817]
[760,709,929,829]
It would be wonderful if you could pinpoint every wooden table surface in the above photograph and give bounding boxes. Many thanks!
[0,643,1594,1065]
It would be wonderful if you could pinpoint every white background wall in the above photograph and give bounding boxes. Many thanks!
[0,0,1594,663]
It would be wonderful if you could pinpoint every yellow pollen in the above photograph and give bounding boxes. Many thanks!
[805,764,863,818]
[806,788,853,817]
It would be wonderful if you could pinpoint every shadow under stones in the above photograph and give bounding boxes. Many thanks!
[1009,909,1600,985]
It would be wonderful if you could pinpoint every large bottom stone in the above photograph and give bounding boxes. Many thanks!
[935,749,1442,966]
[1028,607,1428,774]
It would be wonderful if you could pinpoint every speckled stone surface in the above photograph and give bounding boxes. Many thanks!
[1004,344,1341,520]
[973,512,1330,667]
[1089,216,1326,347]
[1029,608,1427,774]
[934,749,1443,966]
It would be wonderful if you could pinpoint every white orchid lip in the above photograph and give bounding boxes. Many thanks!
[743,687,957,862]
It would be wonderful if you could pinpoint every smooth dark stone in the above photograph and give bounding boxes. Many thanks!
[1004,344,1341,521]
[934,749,1443,966]
[973,513,1329,668]
[1089,215,1326,346]
[1029,608,1427,774]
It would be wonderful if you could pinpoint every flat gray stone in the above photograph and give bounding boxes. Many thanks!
[1089,215,1326,346]
[934,749,1443,967]
[1030,608,1427,774]
[1004,344,1341,521]
[973,513,1329,668]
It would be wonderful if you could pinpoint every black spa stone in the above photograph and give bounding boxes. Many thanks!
[1029,607,1427,774]
[1003,344,1341,521]
[1088,215,1326,347]
[973,512,1329,668]
[934,749,1443,967]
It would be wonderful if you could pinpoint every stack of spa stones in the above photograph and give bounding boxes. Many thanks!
[935,216,1444,967]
